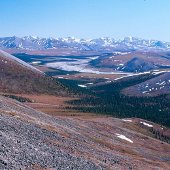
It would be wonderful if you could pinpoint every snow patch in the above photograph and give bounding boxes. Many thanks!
[86,83,94,85]
[116,133,133,143]
[140,121,153,127]
[122,119,132,122]
[152,70,170,75]
[32,61,41,64]
[78,84,87,88]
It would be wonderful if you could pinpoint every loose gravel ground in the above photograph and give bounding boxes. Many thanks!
[0,96,170,170]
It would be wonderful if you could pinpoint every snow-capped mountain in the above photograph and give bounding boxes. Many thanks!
[0,36,170,51]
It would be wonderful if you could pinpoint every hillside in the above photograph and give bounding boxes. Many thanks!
[90,51,170,73]
[0,95,170,169]
[123,72,170,96]
[0,50,66,95]
[62,73,170,127]
[119,57,157,72]
[0,44,170,170]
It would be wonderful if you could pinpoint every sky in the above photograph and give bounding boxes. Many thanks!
[0,0,170,41]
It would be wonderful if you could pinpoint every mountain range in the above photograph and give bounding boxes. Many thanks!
[1,36,170,52]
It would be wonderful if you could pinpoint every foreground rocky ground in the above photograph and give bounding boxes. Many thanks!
[0,95,170,170]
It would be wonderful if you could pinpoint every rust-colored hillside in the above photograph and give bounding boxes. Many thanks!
[0,50,66,95]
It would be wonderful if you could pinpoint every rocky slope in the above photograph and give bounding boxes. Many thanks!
[0,95,170,169]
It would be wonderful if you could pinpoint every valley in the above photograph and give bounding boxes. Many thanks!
[1,44,170,127]
[0,38,170,169]
[1,0,170,169]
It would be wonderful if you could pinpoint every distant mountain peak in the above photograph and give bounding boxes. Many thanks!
[0,36,170,52]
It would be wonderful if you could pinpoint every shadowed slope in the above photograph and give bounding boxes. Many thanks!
[0,50,66,95]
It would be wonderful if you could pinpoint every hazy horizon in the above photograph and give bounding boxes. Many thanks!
[1,35,170,43]
[1,0,170,41]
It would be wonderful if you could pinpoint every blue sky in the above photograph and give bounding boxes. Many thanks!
[0,0,170,41]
